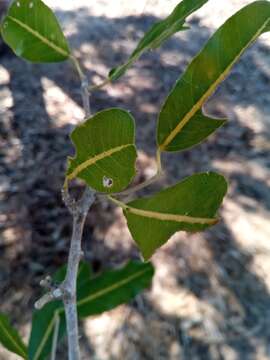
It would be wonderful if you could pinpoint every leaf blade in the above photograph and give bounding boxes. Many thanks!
[0,313,27,359]
[77,261,154,317]
[124,172,227,259]
[1,0,70,62]
[158,1,270,152]
[66,108,137,193]
[109,0,208,81]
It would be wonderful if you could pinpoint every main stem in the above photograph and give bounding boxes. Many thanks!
[62,57,95,360]
[63,191,94,360]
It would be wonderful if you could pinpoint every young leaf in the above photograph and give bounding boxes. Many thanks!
[1,0,70,62]
[66,108,137,193]
[0,313,27,359]
[109,0,208,81]
[158,1,270,152]
[77,261,154,317]
[123,172,227,259]
[28,262,91,360]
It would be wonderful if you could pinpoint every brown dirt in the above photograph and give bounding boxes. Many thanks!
[0,1,270,359]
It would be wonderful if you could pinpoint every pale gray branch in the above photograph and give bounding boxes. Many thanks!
[35,56,95,360]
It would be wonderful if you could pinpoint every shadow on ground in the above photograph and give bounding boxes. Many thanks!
[0,7,270,359]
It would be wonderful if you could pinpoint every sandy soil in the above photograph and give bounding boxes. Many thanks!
[0,0,270,359]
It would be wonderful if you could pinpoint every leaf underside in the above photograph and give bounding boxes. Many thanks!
[157,1,270,152]
[124,172,227,260]
[1,0,70,62]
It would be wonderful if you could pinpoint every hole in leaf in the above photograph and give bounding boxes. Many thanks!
[103,176,113,188]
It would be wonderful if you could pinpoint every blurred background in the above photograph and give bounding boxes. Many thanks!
[1,0,270,359]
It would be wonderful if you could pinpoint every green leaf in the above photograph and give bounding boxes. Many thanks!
[158,1,270,152]
[0,313,27,359]
[28,301,65,360]
[109,0,208,81]
[1,0,70,62]
[28,262,91,360]
[77,261,154,317]
[28,260,153,359]
[163,111,227,152]
[66,108,137,193]
[123,172,227,260]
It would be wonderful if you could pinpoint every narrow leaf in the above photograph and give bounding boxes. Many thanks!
[1,0,70,62]
[0,313,27,359]
[28,301,65,360]
[109,0,208,81]
[158,1,270,152]
[28,262,91,360]
[66,108,137,193]
[77,261,154,317]
[123,172,227,259]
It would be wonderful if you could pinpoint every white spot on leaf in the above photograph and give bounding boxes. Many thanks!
[103,176,113,188]
[16,1,20,7]
[29,2,34,8]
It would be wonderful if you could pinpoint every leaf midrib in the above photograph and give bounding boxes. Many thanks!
[67,143,134,181]
[77,266,152,307]
[32,265,151,359]
[125,205,217,225]
[7,15,69,58]
[0,318,27,359]
[159,17,270,150]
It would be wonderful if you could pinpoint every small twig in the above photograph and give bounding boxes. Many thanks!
[51,312,60,360]
[115,149,163,196]
[34,288,63,310]
[88,78,111,92]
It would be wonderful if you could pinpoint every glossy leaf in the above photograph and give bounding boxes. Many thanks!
[28,262,91,360]
[77,261,154,317]
[1,0,70,62]
[109,0,208,81]
[66,108,137,193]
[158,1,270,152]
[0,313,27,359]
[124,172,227,259]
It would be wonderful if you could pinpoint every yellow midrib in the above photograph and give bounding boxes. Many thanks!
[33,311,59,360]
[0,320,27,358]
[77,267,151,307]
[7,15,69,58]
[33,267,151,359]
[67,144,133,181]
[159,18,270,150]
[126,205,217,225]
